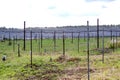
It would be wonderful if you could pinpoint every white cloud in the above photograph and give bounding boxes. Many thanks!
[0,0,119,28]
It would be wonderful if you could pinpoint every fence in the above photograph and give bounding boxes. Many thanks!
[0,25,120,80]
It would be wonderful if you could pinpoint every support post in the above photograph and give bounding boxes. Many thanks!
[102,28,104,63]
[8,32,11,45]
[18,44,20,57]
[116,31,117,49]
[38,33,40,54]
[111,30,112,40]
[41,30,43,48]
[78,32,80,53]
[71,32,73,43]
[30,30,32,68]
[97,18,99,48]
[13,36,15,52]
[63,31,65,56]
[53,31,56,52]
[87,21,90,80]
[23,21,26,51]
[113,35,115,52]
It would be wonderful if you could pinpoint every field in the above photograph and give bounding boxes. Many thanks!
[0,37,120,80]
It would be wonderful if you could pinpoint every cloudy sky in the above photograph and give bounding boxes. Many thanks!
[0,0,120,28]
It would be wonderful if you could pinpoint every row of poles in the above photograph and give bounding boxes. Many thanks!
[23,19,100,52]
[8,19,118,80]
[23,19,117,80]
[25,19,99,80]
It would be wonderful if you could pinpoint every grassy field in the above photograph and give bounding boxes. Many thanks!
[0,37,120,80]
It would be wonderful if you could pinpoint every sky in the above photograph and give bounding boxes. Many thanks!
[0,0,120,28]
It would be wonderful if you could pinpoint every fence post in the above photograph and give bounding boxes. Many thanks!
[41,29,43,48]
[97,18,99,48]
[23,21,26,51]
[16,35,17,43]
[30,30,32,68]
[102,28,104,63]
[113,35,115,52]
[71,32,73,43]
[87,21,90,80]
[53,31,56,52]
[18,44,20,57]
[116,31,117,49]
[13,36,15,52]
[111,30,112,40]
[38,33,40,54]
[8,31,11,46]
[63,31,65,56]
[78,32,80,53]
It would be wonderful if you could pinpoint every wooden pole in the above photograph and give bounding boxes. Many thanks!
[87,21,90,80]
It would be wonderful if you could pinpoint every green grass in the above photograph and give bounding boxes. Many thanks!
[0,37,120,80]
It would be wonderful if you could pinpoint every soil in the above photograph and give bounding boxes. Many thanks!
[23,64,95,80]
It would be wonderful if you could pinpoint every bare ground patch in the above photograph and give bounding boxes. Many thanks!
[24,66,95,80]
[59,67,95,80]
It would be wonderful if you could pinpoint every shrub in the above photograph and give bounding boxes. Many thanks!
[109,39,120,49]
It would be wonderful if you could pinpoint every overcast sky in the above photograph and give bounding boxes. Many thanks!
[0,0,120,28]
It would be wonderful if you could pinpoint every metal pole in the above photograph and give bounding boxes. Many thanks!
[13,36,15,52]
[23,21,26,51]
[30,30,32,68]
[63,31,65,56]
[87,21,90,80]
[97,18,99,48]
[102,28,104,63]
[113,35,115,52]
[8,31,11,45]
[18,44,20,57]
[38,33,40,54]
[16,35,17,43]
[78,32,80,53]
[41,29,43,48]
[53,31,56,52]
[111,30,112,40]
[116,30,117,49]
[71,32,73,43]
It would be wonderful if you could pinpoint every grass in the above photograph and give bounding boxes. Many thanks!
[0,37,120,80]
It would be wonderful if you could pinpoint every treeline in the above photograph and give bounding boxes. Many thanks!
[0,24,120,31]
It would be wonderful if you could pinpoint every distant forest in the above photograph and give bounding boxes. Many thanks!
[0,24,120,31]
